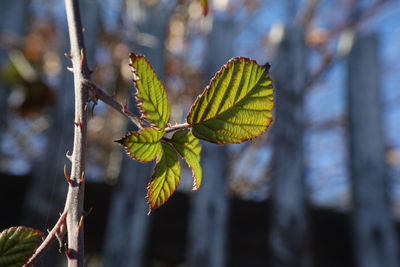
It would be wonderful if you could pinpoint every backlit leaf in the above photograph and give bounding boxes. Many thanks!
[171,130,202,190]
[129,53,170,129]
[116,128,163,162]
[187,57,274,144]
[147,142,180,213]
[0,226,43,267]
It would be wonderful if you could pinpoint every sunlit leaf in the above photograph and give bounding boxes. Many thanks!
[0,226,43,267]
[187,57,274,144]
[129,53,170,129]
[147,142,180,213]
[171,130,202,190]
[116,128,163,162]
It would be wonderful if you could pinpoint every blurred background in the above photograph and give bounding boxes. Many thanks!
[0,0,400,266]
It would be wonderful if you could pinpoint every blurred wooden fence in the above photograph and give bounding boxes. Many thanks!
[0,2,398,267]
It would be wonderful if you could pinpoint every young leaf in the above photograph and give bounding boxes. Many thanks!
[129,53,170,129]
[0,226,43,267]
[171,130,202,190]
[187,57,274,144]
[147,142,180,213]
[116,127,163,162]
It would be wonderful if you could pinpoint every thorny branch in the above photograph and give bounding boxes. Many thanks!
[63,0,91,265]
[23,211,68,267]
[84,80,143,130]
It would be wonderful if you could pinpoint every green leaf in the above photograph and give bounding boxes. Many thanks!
[129,53,170,129]
[200,0,208,16]
[0,226,43,267]
[116,128,163,162]
[147,142,180,213]
[171,130,202,190]
[187,57,274,144]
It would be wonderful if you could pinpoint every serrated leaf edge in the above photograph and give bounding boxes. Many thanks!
[129,53,169,129]
[146,142,181,214]
[115,129,163,163]
[187,57,274,144]
[177,152,200,191]
[0,226,43,264]
[171,130,202,191]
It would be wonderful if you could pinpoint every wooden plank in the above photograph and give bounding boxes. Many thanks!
[269,27,312,267]
[347,33,399,267]
[185,16,233,267]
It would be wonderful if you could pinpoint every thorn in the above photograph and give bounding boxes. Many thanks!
[78,172,85,185]
[74,119,83,130]
[59,217,66,235]
[66,151,72,161]
[67,67,73,72]
[64,165,73,184]
[65,249,73,259]
[64,53,73,59]
[56,230,64,253]
[80,49,85,67]
[87,102,96,119]
[122,103,128,113]
[84,207,93,218]
[78,216,84,231]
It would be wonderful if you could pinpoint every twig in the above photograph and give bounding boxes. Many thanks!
[64,0,90,265]
[85,80,191,133]
[23,211,68,267]
[165,122,190,133]
[306,52,335,88]
[83,80,143,129]
[297,0,320,27]
[305,0,388,88]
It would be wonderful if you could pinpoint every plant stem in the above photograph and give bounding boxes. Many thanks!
[165,122,191,133]
[85,80,190,133]
[84,80,143,129]
[64,0,90,266]
[25,0,189,265]
[23,211,68,267]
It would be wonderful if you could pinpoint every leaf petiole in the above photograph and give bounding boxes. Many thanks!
[165,122,191,133]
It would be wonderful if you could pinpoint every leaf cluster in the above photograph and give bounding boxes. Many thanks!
[117,54,274,212]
